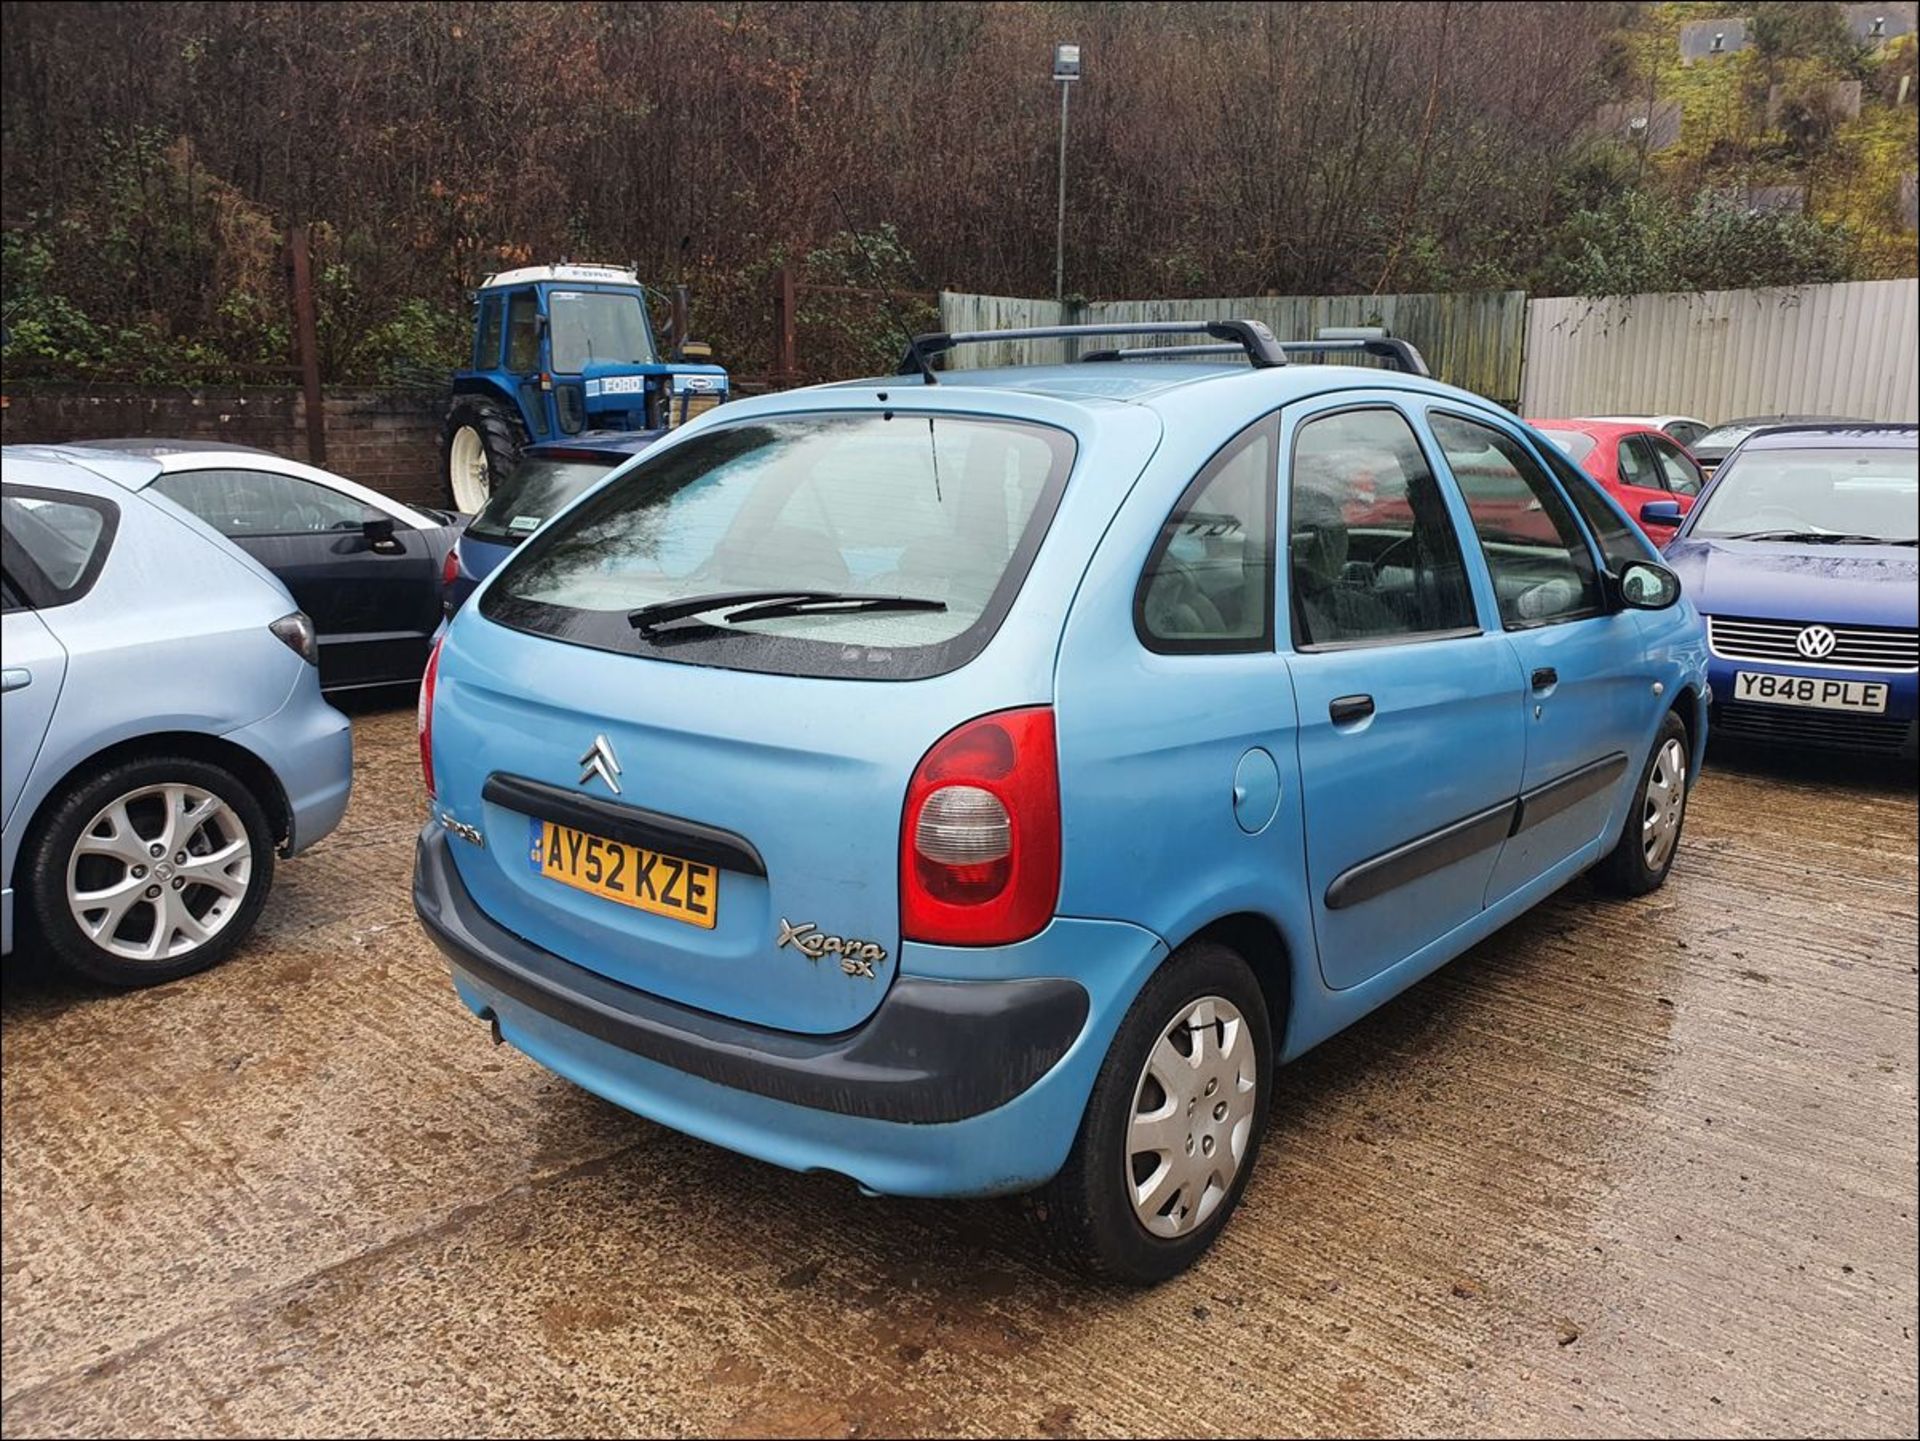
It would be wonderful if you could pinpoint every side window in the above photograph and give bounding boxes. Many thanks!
[1429,412,1604,630]
[1618,436,1662,490]
[505,290,541,372]
[1646,435,1704,496]
[474,296,504,369]
[1540,441,1655,570]
[152,469,369,537]
[1287,407,1476,648]
[1136,417,1277,652]
[0,488,119,607]
[1668,421,1708,449]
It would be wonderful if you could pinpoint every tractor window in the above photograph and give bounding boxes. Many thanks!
[505,290,541,372]
[548,290,657,373]
[474,297,504,369]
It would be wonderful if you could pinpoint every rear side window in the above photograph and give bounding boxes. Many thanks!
[466,455,620,544]
[1288,407,1476,648]
[1429,412,1604,630]
[484,413,1075,680]
[152,468,369,536]
[0,486,119,607]
[1618,436,1662,490]
[1136,416,1277,653]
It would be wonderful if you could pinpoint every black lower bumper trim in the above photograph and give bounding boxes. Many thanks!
[412,826,1088,1124]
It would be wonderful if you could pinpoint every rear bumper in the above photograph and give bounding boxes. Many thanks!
[413,827,1163,1196]
[225,680,354,855]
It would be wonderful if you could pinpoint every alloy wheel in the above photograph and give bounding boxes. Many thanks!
[65,783,254,963]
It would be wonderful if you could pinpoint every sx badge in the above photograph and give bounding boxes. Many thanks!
[776,918,887,979]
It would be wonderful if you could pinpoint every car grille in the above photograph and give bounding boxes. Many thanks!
[1708,616,1919,673]
[666,392,724,430]
[1713,700,1915,754]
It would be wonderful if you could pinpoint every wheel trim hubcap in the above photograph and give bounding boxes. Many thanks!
[1641,737,1687,870]
[65,783,252,962]
[1125,995,1258,1239]
[449,426,489,511]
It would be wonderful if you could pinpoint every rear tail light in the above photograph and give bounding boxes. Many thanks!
[441,545,460,590]
[418,634,444,798]
[269,611,318,665]
[901,707,1060,946]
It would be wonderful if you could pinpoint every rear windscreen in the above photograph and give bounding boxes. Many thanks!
[1534,428,1597,464]
[466,457,621,544]
[481,413,1076,679]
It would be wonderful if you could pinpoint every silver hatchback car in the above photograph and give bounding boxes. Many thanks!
[2,446,353,985]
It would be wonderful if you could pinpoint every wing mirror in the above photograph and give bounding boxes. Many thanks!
[362,509,402,553]
[1615,560,1683,611]
[1639,499,1685,528]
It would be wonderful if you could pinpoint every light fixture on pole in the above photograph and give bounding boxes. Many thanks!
[1053,42,1081,305]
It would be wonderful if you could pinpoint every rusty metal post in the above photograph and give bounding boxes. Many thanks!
[774,263,797,381]
[287,225,326,466]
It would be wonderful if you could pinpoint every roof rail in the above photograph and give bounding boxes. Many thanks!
[896,319,1287,383]
[1277,326,1430,376]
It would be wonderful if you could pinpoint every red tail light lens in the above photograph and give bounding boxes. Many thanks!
[901,707,1060,946]
[440,545,460,590]
[418,635,444,798]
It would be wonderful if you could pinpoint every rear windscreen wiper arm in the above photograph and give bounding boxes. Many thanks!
[722,593,949,624]
[628,590,832,633]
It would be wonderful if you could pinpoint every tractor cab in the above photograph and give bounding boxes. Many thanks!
[442,263,729,511]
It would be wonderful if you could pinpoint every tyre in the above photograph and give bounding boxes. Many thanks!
[1030,940,1273,1285]
[1592,710,1692,898]
[442,394,527,512]
[23,756,276,987]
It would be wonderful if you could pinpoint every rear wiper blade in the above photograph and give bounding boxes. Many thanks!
[723,593,949,624]
[628,590,832,633]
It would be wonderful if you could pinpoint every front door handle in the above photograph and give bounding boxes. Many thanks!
[1531,667,1558,691]
[1329,694,1375,725]
[1,668,30,694]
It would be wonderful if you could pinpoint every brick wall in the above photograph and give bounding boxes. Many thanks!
[0,384,450,509]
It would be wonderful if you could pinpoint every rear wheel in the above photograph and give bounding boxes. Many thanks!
[1029,941,1272,1284]
[1593,710,1691,897]
[24,756,276,987]
[442,394,526,512]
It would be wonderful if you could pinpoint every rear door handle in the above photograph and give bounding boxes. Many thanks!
[1,668,30,694]
[1329,694,1375,725]
[1531,667,1558,691]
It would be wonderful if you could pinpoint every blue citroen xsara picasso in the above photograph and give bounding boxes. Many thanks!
[413,321,1708,1283]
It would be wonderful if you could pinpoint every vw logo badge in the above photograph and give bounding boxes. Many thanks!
[1795,624,1838,660]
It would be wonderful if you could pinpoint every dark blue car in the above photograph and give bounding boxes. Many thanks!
[440,431,665,617]
[1662,424,1917,759]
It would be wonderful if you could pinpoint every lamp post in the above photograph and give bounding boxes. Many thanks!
[1053,42,1081,305]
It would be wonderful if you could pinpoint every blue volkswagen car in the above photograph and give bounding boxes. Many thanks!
[1661,424,1917,759]
[413,322,1708,1282]
[440,432,666,617]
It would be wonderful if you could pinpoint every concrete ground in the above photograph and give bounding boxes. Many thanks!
[2,705,1915,1439]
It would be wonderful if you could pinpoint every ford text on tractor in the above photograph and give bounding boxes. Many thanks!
[442,263,729,512]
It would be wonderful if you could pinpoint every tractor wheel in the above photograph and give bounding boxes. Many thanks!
[442,395,527,513]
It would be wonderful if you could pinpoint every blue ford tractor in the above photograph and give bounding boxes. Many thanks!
[442,263,729,511]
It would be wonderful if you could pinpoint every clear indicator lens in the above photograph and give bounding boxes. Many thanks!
[915,784,1011,865]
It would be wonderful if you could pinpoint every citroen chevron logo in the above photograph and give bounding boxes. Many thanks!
[579,734,623,794]
[1795,624,1838,660]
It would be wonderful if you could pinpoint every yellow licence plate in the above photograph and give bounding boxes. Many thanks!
[529,819,718,928]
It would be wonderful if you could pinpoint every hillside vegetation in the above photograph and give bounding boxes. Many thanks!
[1,0,1912,385]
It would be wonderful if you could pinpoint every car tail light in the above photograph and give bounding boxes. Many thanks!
[441,545,460,590]
[269,611,318,665]
[901,707,1060,946]
[418,634,444,798]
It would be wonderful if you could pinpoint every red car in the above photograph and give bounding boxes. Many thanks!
[1526,419,1706,545]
